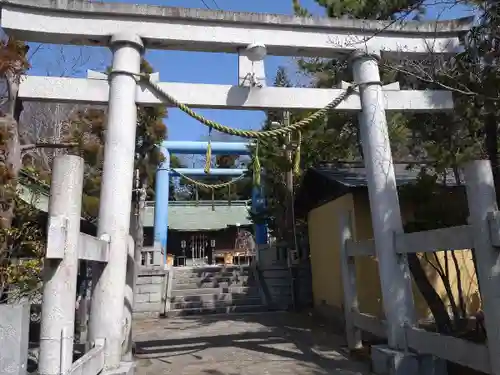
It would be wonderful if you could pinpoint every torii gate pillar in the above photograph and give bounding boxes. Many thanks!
[88,32,144,371]
[351,50,415,349]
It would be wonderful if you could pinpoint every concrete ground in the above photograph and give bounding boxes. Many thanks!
[133,312,372,375]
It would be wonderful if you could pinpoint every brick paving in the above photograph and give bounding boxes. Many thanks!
[133,312,372,375]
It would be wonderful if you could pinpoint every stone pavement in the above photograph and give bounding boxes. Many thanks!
[133,311,372,375]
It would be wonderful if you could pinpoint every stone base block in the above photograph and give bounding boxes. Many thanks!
[132,311,162,320]
[0,303,31,375]
[101,361,136,375]
[371,345,447,375]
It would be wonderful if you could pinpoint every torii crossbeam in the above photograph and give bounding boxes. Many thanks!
[2,0,471,57]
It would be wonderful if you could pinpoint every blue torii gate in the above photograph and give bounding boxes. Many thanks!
[154,140,267,260]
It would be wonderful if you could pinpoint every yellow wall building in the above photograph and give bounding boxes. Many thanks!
[296,164,481,323]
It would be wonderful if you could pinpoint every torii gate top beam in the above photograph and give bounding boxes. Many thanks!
[1,0,472,57]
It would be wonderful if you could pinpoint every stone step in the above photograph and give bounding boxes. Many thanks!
[173,265,250,273]
[170,286,259,297]
[171,296,263,310]
[173,271,251,280]
[166,304,268,317]
[172,280,252,290]
[170,292,261,304]
[173,268,251,279]
[173,275,250,285]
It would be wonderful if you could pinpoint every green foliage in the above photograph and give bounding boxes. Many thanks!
[0,191,44,302]
[0,38,44,302]
[293,0,424,19]
[0,166,46,302]
[135,60,169,199]
[168,154,186,200]
[178,153,252,202]
[400,171,468,232]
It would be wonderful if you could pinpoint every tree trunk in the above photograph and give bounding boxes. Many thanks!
[407,253,453,334]
[450,251,467,320]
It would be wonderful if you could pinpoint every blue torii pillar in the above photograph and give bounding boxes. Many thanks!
[154,141,268,260]
[154,144,170,254]
[252,183,267,246]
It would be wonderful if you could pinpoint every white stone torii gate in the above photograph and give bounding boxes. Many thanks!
[1,0,473,373]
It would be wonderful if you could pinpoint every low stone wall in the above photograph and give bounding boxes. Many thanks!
[134,268,168,319]
[257,261,313,311]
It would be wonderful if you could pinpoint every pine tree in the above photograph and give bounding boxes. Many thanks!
[181,153,252,202]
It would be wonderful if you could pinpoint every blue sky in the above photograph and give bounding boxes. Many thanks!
[27,0,475,145]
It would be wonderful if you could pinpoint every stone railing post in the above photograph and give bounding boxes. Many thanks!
[464,160,500,375]
[39,155,84,375]
[339,210,362,350]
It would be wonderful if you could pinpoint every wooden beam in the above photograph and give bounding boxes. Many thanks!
[78,233,110,263]
[394,225,474,254]
[45,217,109,263]
[405,327,490,374]
[67,339,105,375]
[351,312,387,338]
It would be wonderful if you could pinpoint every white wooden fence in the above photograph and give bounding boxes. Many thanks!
[38,155,137,375]
[339,160,500,375]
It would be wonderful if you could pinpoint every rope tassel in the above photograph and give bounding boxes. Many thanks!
[293,130,302,176]
[253,142,261,187]
[211,188,215,211]
[204,128,213,174]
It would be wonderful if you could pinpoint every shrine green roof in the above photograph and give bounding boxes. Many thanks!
[143,200,252,232]
[17,174,252,232]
